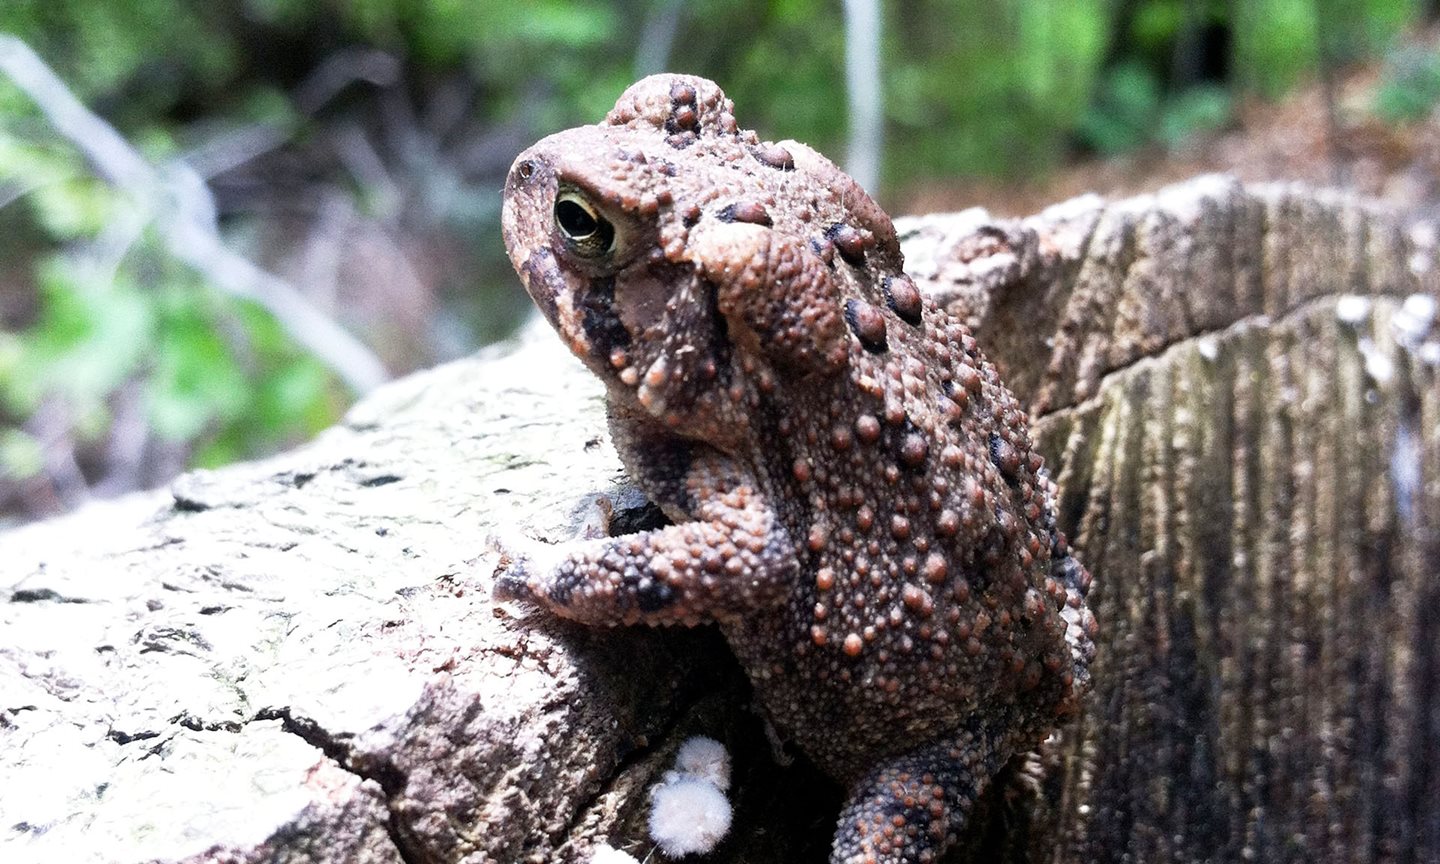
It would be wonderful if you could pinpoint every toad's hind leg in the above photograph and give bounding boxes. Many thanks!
[831,726,1011,864]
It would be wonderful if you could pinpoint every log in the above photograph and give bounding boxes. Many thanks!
[2,176,1436,864]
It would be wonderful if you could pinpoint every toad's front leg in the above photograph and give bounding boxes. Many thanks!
[495,452,796,627]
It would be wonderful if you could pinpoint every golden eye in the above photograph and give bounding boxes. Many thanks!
[554,191,616,258]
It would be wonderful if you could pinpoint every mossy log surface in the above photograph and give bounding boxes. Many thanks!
[2,176,1436,864]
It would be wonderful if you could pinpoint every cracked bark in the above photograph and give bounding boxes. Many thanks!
[2,176,1437,864]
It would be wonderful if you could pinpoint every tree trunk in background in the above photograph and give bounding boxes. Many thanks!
[2,176,1436,864]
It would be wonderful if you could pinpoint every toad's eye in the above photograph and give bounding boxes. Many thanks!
[554,191,615,258]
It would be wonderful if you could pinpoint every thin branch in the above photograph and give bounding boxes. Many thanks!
[1312,2,1349,187]
[335,122,400,216]
[298,190,356,311]
[184,122,291,180]
[0,39,151,189]
[293,47,401,115]
[634,0,684,78]
[842,0,883,194]
[0,34,389,394]
[0,176,48,211]
[26,398,91,512]
[93,378,150,497]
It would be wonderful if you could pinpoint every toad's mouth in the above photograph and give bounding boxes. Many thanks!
[513,245,564,327]
[511,247,620,370]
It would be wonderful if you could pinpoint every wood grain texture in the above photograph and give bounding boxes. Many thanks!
[2,176,1436,863]
[904,175,1440,864]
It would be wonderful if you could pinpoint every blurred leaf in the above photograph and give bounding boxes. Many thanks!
[1078,62,1162,156]
[1232,0,1320,98]
[1132,1,1185,50]
[29,178,122,239]
[0,134,115,238]
[259,361,333,434]
[1159,85,1232,146]
[1,257,151,415]
[0,133,74,186]
[513,1,619,45]
[145,287,249,441]
[0,428,43,480]
[1374,44,1440,123]
[886,0,1110,181]
[238,85,300,126]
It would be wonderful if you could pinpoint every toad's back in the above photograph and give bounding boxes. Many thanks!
[500,74,1095,863]
[716,288,1093,781]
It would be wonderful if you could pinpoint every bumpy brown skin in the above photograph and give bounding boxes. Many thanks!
[499,75,1095,864]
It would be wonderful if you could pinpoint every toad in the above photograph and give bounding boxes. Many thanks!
[499,74,1095,864]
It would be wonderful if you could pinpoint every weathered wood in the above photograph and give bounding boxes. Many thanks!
[1,337,742,864]
[905,176,1440,863]
[2,176,1436,864]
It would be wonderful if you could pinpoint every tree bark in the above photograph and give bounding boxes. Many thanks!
[2,176,1436,864]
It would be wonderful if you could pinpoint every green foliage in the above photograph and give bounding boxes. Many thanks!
[194,300,339,467]
[1158,85,1231,147]
[0,0,1433,498]
[720,0,848,150]
[1078,62,1163,156]
[1078,63,1233,155]
[3,0,1431,183]
[0,127,344,480]
[7,0,1426,191]
[1374,43,1440,123]
[887,0,1109,180]
[1232,0,1320,98]
[1233,0,1417,98]
[1,259,151,417]
[0,428,42,480]
[333,0,632,128]
[1079,0,1419,155]
[0,133,118,238]
[0,1,235,121]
